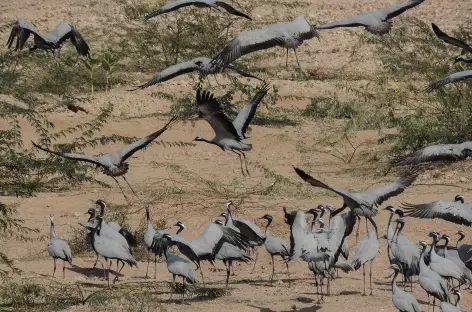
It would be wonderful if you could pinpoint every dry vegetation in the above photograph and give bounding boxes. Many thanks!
[1,0,472,311]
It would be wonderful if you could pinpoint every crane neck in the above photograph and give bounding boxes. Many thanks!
[391,270,399,290]
[50,221,57,239]
[176,227,184,235]
[264,220,272,236]
[387,213,394,239]
[457,235,464,248]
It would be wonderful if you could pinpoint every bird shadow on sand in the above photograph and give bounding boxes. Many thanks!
[68,265,123,279]
[248,303,322,312]
[337,290,362,296]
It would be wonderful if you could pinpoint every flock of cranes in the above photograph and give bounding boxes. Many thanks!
[6,0,472,309]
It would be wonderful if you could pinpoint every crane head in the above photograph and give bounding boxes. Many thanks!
[162,233,172,241]
[220,212,228,218]
[389,264,401,272]
[174,221,185,229]
[383,205,395,213]
[214,219,224,226]
[261,214,273,221]
[49,213,55,223]
[454,194,465,203]
[457,230,465,237]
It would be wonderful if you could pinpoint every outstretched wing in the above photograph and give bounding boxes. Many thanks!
[315,15,371,30]
[293,167,353,199]
[7,19,43,50]
[215,1,251,20]
[424,70,472,92]
[224,63,262,80]
[50,22,90,56]
[432,23,472,54]
[232,82,269,138]
[392,144,463,166]
[379,0,425,20]
[362,169,419,206]
[112,116,177,163]
[402,200,472,226]
[131,60,198,90]
[211,27,286,67]
[196,89,240,140]
[32,141,102,166]
[144,0,210,19]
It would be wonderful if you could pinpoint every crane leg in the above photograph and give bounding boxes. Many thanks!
[270,254,275,284]
[231,150,246,176]
[369,260,373,295]
[293,48,301,69]
[114,261,125,283]
[145,250,150,279]
[231,261,235,276]
[52,258,56,277]
[106,259,111,288]
[427,293,430,312]
[182,276,186,303]
[63,260,66,279]
[285,258,291,286]
[92,253,99,270]
[327,274,330,295]
[154,254,158,279]
[315,277,319,303]
[224,260,230,289]
[112,177,130,203]
[285,48,289,67]
[122,175,138,198]
[320,276,324,302]
[365,217,368,233]
[170,275,175,300]
[241,152,250,176]
[199,261,206,288]
[362,264,366,296]
[433,297,435,312]
[251,248,258,273]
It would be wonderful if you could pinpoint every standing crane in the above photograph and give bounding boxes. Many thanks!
[48,214,72,279]
[350,229,379,296]
[389,263,421,312]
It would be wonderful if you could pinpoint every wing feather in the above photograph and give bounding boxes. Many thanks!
[215,1,251,20]
[424,70,472,92]
[392,144,466,166]
[144,0,210,19]
[402,200,472,226]
[112,116,177,163]
[7,19,43,50]
[380,0,424,20]
[32,141,102,166]
[432,23,472,53]
[196,89,241,139]
[232,82,268,138]
[132,61,198,90]
[362,169,418,206]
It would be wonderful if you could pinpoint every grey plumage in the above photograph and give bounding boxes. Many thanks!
[193,83,268,175]
[32,117,176,197]
[390,264,421,312]
[427,232,467,284]
[161,234,198,303]
[294,167,418,236]
[144,0,251,20]
[393,142,472,166]
[261,214,290,284]
[83,216,137,287]
[441,235,472,286]
[211,16,320,68]
[456,231,472,268]
[315,0,425,35]
[351,230,379,295]
[48,214,72,279]
[144,205,157,279]
[7,20,89,56]
[402,195,472,226]
[96,200,137,247]
[440,290,461,312]
[418,241,449,309]
[131,57,261,90]
[424,70,472,92]
[432,23,472,55]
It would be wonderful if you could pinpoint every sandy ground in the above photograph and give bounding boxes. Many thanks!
[2,0,472,311]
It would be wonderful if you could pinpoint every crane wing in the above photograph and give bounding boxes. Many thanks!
[132,61,198,90]
[144,0,209,19]
[32,141,102,166]
[211,28,286,67]
[424,70,472,92]
[362,169,418,206]
[224,63,262,80]
[392,144,464,166]
[293,167,353,200]
[402,200,472,226]
[315,15,371,30]
[231,218,265,245]
[196,89,241,140]
[432,23,472,54]
[7,19,44,50]
[49,22,89,56]
[232,82,269,138]
[200,223,250,252]
[112,116,177,163]
[215,1,251,20]
[379,0,424,20]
